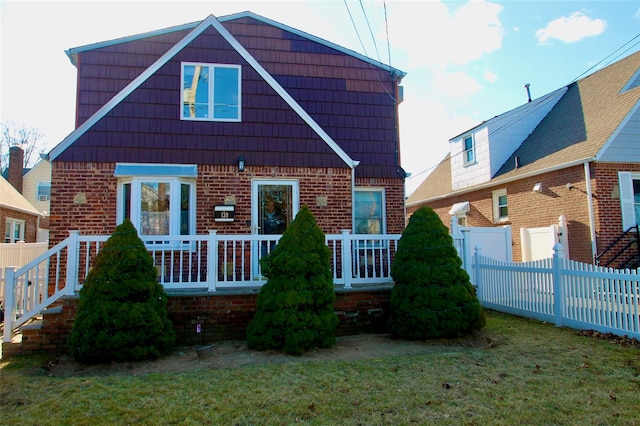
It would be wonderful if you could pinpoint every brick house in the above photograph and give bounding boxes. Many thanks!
[46,12,407,246]
[407,51,640,267]
[3,12,408,353]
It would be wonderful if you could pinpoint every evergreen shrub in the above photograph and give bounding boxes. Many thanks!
[388,206,485,339]
[68,219,175,364]
[246,205,338,354]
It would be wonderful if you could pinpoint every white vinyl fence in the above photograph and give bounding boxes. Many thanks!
[474,244,640,339]
[0,242,48,308]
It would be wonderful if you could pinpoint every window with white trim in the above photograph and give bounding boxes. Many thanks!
[37,182,51,201]
[492,189,508,222]
[115,164,197,237]
[5,218,25,243]
[181,62,241,121]
[463,134,475,165]
[354,189,385,234]
[618,171,640,230]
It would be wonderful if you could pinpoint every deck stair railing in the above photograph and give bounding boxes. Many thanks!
[595,225,639,269]
[3,230,400,343]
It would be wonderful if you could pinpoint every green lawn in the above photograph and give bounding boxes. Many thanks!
[1,311,639,425]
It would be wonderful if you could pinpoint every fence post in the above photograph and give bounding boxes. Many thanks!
[553,243,565,327]
[207,230,218,292]
[3,267,16,342]
[473,246,482,301]
[65,231,80,295]
[341,230,353,289]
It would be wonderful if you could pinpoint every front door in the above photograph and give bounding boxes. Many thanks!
[251,180,299,276]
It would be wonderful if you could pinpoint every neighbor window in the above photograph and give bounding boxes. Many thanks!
[492,189,508,222]
[463,135,475,165]
[618,171,640,230]
[181,62,241,121]
[5,218,25,243]
[355,189,385,234]
[37,182,51,201]
[115,164,197,238]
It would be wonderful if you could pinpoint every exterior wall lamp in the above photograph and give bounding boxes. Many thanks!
[237,155,245,172]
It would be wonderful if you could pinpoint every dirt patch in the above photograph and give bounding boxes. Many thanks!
[41,332,496,377]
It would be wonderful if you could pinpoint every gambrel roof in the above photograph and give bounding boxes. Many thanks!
[408,50,640,204]
[48,12,406,178]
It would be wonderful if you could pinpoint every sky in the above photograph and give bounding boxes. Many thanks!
[1,0,639,195]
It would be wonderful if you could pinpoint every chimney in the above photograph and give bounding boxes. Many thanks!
[8,145,24,193]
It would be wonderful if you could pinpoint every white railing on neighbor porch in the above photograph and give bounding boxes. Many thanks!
[2,230,400,342]
[0,242,49,308]
[474,244,640,339]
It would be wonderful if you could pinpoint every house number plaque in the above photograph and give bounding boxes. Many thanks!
[214,205,235,222]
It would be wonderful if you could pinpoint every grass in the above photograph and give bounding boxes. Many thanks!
[1,310,639,425]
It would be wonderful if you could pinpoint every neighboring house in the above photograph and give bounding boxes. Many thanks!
[0,176,41,243]
[22,159,51,241]
[45,11,406,251]
[407,51,640,267]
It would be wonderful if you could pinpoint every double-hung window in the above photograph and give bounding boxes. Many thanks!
[492,189,508,223]
[355,189,385,235]
[618,171,640,230]
[37,182,51,201]
[463,134,475,165]
[115,164,197,241]
[181,62,241,121]
[5,218,25,243]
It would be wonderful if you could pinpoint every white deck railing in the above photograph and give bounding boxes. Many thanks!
[2,231,400,342]
[474,244,640,339]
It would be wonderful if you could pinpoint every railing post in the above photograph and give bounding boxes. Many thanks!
[3,267,16,342]
[553,243,565,327]
[65,231,80,295]
[341,230,352,289]
[473,246,482,301]
[207,230,218,292]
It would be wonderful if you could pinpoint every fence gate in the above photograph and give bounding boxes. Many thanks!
[521,215,569,262]
[450,217,512,281]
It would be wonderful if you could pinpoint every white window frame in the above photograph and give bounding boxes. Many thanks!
[354,188,386,234]
[5,218,26,243]
[116,176,196,243]
[618,171,640,230]
[181,62,241,122]
[462,134,475,165]
[37,181,51,201]
[492,189,508,223]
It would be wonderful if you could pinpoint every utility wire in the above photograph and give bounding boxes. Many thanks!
[359,0,382,63]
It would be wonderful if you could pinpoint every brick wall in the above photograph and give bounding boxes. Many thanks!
[11,289,392,355]
[49,162,405,245]
[0,207,38,243]
[408,165,595,263]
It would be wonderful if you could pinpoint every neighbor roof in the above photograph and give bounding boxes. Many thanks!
[0,176,41,216]
[408,50,640,205]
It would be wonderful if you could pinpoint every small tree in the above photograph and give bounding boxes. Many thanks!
[388,206,485,339]
[68,220,175,364]
[246,205,338,354]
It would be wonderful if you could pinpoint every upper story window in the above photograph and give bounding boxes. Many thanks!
[492,189,508,223]
[463,135,475,165]
[37,182,51,201]
[355,189,385,235]
[181,62,241,122]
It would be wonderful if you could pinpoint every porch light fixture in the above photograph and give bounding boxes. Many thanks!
[533,182,542,192]
[237,155,245,173]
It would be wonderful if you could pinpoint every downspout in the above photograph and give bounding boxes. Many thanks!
[584,161,597,262]
[351,161,360,233]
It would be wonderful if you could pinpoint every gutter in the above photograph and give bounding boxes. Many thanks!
[407,157,596,208]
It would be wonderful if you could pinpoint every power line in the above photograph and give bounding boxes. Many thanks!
[358,0,381,63]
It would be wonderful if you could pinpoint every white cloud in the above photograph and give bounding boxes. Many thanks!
[483,70,498,83]
[536,11,606,45]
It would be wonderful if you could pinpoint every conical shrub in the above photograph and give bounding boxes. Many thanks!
[68,219,175,364]
[246,205,338,354]
[388,206,485,339]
